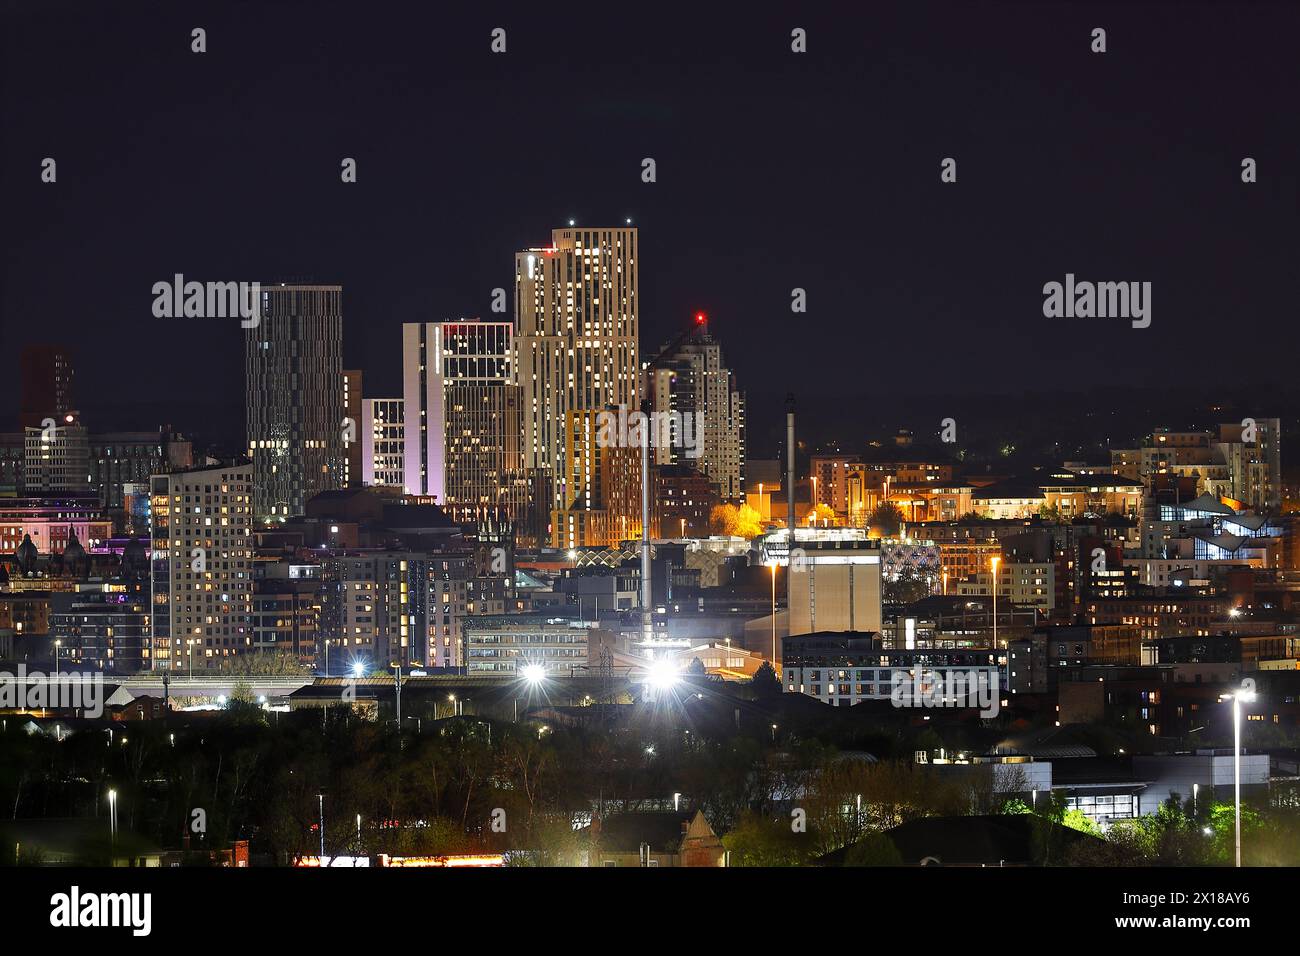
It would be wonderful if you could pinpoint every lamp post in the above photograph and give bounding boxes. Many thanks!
[54,640,62,675]
[1219,685,1257,867]
[768,560,778,672]
[107,789,117,849]
[990,556,1001,651]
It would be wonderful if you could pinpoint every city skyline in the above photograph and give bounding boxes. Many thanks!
[5,3,1299,454]
[5,0,1300,911]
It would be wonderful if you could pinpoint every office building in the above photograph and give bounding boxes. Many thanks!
[782,632,999,708]
[464,615,595,675]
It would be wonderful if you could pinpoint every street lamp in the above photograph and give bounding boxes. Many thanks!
[990,555,1001,650]
[522,663,546,685]
[107,789,117,847]
[770,723,778,743]
[54,640,62,675]
[1219,685,1257,867]
[768,560,778,672]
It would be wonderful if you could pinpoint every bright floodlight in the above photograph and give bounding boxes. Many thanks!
[352,661,365,677]
[646,658,680,690]
[522,663,546,684]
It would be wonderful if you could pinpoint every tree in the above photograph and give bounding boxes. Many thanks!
[750,661,781,697]
[1037,503,1065,524]
[722,811,808,866]
[806,503,836,527]
[883,564,933,604]
[867,502,904,537]
[214,652,311,676]
[709,503,763,539]
[840,833,904,866]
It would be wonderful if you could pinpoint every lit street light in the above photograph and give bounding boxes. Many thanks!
[768,560,778,673]
[522,663,546,685]
[1219,683,1258,867]
[990,555,1002,651]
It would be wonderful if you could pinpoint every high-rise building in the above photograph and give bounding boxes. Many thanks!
[361,398,405,488]
[23,417,89,493]
[245,285,345,520]
[402,321,528,524]
[645,313,746,500]
[322,548,503,670]
[551,408,642,549]
[19,344,75,430]
[149,464,253,671]
[1218,418,1281,512]
[89,429,193,509]
[514,226,640,518]
[343,369,364,488]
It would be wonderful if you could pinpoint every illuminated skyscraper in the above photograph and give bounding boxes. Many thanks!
[402,321,528,524]
[514,226,639,516]
[149,463,253,671]
[245,285,345,520]
[645,313,746,500]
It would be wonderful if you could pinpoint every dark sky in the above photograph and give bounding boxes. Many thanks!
[3,0,1298,455]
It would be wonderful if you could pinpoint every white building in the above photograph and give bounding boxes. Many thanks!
[401,321,527,524]
[787,538,884,636]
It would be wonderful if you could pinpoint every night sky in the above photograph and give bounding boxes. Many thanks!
[3,1,1298,456]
